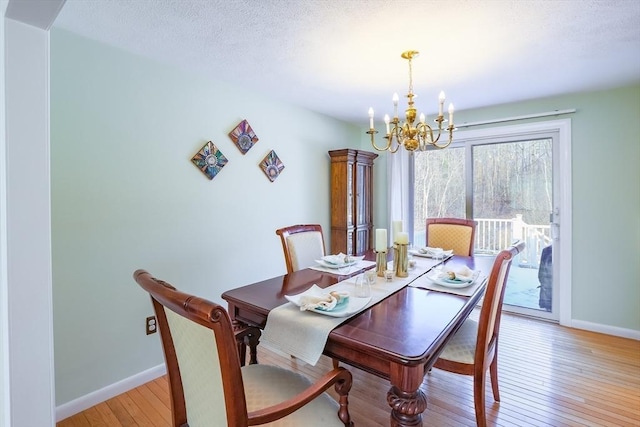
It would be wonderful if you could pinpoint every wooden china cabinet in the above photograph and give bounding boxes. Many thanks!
[329,149,378,256]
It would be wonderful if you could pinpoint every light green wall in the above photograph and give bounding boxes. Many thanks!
[368,85,640,331]
[51,29,360,405]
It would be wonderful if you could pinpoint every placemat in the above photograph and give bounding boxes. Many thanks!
[409,272,487,297]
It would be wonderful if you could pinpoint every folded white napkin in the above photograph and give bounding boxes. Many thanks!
[321,253,352,265]
[438,266,475,282]
[299,291,349,311]
[418,247,453,257]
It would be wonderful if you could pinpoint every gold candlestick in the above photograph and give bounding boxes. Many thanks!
[394,243,409,277]
[376,251,387,277]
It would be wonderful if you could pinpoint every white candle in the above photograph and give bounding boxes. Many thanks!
[392,220,403,243]
[419,113,425,124]
[375,229,387,252]
[438,91,445,116]
[392,93,399,118]
[384,114,390,134]
[448,103,455,125]
[368,107,374,129]
[396,232,409,245]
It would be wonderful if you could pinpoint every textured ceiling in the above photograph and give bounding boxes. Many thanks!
[53,0,640,125]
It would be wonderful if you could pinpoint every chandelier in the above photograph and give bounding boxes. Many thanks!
[367,50,455,153]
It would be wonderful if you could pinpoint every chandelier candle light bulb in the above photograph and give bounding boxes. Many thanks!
[449,103,455,126]
[393,93,399,118]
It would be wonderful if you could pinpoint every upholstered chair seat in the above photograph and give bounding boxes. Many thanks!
[436,318,478,364]
[243,364,348,426]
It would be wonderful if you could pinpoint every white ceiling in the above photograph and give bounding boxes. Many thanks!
[53,0,640,125]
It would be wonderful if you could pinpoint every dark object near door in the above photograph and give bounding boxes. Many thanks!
[538,245,552,311]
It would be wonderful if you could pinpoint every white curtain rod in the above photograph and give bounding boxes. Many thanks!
[455,109,576,129]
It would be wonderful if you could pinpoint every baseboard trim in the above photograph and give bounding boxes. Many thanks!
[570,319,640,340]
[55,363,166,422]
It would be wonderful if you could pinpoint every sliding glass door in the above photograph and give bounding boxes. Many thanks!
[412,125,562,321]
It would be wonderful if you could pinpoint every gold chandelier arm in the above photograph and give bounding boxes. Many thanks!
[389,123,404,152]
[368,130,392,151]
[388,138,401,153]
[431,127,454,149]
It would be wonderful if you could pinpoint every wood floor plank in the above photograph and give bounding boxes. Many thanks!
[92,402,123,426]
[57,312,640,426]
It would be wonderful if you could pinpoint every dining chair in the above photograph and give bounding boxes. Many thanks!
[426,217,478,256]
[134,269,353,427]
[431,240,525,427]
[276,224,326,273]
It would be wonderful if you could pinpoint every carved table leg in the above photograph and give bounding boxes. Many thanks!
[387,386,427,427]
[232,321,261,366]
[243,327,261,365]
[387,364,428,426]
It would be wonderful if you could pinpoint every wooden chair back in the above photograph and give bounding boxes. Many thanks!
[476,240,525,367]
[432,240,525,427]
[276,224,326,273]
[134,269,248,426]
[426,217,477,256]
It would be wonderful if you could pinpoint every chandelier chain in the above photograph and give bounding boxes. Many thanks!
[407,57,413,97]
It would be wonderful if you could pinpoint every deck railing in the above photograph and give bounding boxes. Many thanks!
[475,215,551,268]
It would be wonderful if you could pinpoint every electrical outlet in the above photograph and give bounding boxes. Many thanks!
[146,316,157,335]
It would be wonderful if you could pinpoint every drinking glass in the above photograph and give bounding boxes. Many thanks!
[365,269,377,287]
[354,275,371,298]
[432,249,445,272]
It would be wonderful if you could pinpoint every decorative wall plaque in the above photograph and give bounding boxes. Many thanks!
[260,150,285,182]
[191,141,228,180]
[228,119,259,154]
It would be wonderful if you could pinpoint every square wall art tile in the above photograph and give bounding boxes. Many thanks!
[260,150,285,182]
[191,141,228,180]
[228,119,259,154]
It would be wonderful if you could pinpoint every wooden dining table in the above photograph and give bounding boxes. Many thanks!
[222,251,493,427]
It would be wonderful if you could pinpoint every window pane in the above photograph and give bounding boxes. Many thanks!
[413,147,465,246]
[472,139,552,225]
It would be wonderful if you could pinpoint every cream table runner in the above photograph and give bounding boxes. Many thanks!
[261,263,424,365]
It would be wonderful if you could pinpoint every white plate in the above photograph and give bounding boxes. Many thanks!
[409,249,454,258]
[285,285,372,317]
[425,271,477,288]
[315,255,365,269]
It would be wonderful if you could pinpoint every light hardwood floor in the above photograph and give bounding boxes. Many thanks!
[58,312,640,426]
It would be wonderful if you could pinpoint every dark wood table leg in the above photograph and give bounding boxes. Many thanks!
[243,326,261,365]
[387,364,427,427]
[232,321,261,366]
